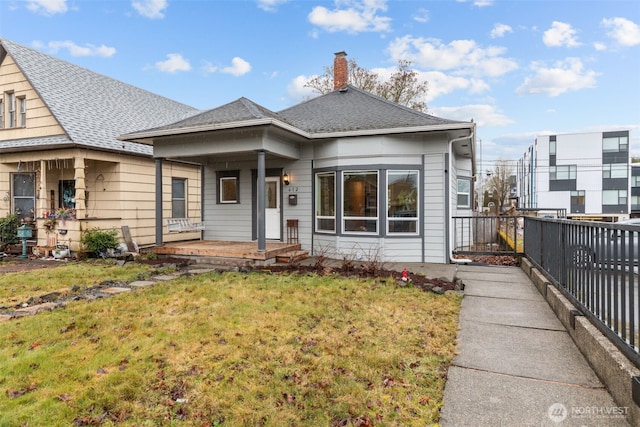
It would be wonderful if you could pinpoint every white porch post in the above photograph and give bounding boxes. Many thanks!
[74,157,86,219]
[257,150,266,252]
[38,160,47,217]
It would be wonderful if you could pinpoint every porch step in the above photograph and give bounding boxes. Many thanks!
[276,250,309,264]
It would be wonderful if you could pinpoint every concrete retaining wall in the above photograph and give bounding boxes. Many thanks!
[521,257,640,426]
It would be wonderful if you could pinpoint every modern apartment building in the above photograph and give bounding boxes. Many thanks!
[516,130,631,221]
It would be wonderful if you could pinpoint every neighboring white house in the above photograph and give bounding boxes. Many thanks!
[121,52,477,264]
[516,130,631,221]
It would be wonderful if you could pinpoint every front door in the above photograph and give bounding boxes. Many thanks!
[265,177,280,239]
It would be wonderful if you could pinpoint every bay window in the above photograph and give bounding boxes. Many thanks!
[315,172,335,232]
[343,171,378,233]
[387,170,418,234]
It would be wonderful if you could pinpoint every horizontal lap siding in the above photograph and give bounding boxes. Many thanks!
[423,153,446,263]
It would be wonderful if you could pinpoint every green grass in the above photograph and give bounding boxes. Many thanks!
[0,261,160,307]
[0,269,461,426]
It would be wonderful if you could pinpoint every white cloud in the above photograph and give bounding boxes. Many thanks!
[413,8,429,24]
[221,57,252,76]
[516,58,598,97]
[431,104,513,127]
[308,0,392,34]
[155,53,191,73]
[543,21,581,47]
[387,36,518,78]
[593,42,607,51]
[490,23,512,39]
[132,0,167,19]
[456,0,494,7]
[602,17,640,47]
[46,40,116,57]
[257,0,288,12]
[26,0,67,15]
[286,75,321,102]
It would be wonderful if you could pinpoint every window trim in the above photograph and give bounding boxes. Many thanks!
[315,171,336,233]
[0,98,4,129]
[171,177,187,218]
[216,170,240,204]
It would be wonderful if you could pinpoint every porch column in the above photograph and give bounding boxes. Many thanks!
[74,157,86,219]
[257,150,266,252]
[155,158,164,246]
[38,160,47,218]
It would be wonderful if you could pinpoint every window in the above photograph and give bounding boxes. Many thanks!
[171,178,186,218]
[12,173,35,220]
[603,136,628,153]
[315,172,335,232]
[549,165,576,180]
[388,170,419,234]
[7,93,15,128]
[343,171,378,233]
[216,170,240,204]
[632,175,640,187]
[603,163,628,179]
[549,140,556,155]
[456,178,471,208]
[18,97,26,127]
[59,180,76,209]
[0,98,3,129]
[603,190,627,205]
[570,190,585,213]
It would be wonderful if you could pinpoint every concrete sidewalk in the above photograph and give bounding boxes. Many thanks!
[440,264,631,427]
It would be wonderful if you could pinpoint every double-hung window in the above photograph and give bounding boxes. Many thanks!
[18,97,26,127]
[315,172,335,232]
[0,98,3,128]
[456,178,471,208]
[171,178,186,218]
[387,170,419,234]
[343,171,378,233]
[7,93,15,128]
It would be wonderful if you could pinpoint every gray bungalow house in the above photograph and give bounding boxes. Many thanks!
[121,52,476,264]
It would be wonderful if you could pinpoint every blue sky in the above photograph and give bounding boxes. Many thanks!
[1,0,639,172]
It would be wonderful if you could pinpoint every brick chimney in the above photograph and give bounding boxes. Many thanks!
[333,51,348,91]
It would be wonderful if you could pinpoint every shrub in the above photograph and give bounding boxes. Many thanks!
[82,227,120,256]
[0,214,20,246]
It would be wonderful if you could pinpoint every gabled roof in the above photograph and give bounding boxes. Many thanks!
[0,38,199,155]
[278,85,466,134]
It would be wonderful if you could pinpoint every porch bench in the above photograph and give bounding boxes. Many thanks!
[167,218,205,233]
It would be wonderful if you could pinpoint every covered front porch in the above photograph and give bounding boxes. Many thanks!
[152,240,307,265]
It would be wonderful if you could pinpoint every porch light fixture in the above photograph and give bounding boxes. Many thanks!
[283,172,290,186]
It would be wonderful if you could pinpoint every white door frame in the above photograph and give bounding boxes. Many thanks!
[264,176,281,239]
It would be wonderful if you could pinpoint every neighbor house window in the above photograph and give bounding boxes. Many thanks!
[603,163,628,179]
[0,98,4,128]
[18,97,26,127]
[603,190,627,206]
[216,170,240,204]
[12,173,35,220]
[456,178,471,208]
[388,170,419,234]
[315,172,335,232]
[343,171,378,233]
[7,93,15,128]
[171,178,186,218]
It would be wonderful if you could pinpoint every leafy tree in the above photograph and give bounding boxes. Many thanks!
[305,58,428,112]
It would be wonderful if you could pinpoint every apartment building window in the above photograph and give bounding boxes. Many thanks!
[570,190,585,213]
[18,97,26,127]
[171,178,186,218]
[549,164,577,191]
[603,136,628,153]
[632,175,640,187]
[315,172,335,232]
[7,93,15,128]
[603,190,627,206]
[603,163,628,179]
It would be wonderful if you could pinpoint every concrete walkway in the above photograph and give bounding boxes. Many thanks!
[440,264,631,427]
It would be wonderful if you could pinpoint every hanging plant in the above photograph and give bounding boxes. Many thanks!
[43,218,57,233]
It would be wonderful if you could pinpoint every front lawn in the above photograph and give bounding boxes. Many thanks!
[0,269,461,426]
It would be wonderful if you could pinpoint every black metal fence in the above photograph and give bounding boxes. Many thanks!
[524,217,640,366]
[452,215,524,256]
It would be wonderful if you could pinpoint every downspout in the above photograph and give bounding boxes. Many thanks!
[447,130,475,264]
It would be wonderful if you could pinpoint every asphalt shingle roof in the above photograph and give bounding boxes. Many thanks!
[0,38,199,155]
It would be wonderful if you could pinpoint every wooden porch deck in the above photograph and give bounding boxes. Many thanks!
[152,240,303,264]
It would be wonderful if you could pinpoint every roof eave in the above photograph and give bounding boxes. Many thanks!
[308,122,475,139]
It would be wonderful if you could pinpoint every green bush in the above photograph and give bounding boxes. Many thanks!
[0,214,20,246]
[81,227,120,256]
